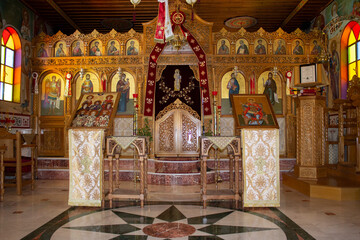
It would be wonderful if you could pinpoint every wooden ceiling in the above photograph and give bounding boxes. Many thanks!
[22,0,332,35]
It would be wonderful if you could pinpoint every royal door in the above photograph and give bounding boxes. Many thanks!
[155,99,201,157]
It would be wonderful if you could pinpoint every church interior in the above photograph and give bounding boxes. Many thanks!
[0,0,360,239]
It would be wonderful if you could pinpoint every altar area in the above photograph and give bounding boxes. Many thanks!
[22,1,359,209]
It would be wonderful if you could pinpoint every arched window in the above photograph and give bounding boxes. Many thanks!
[340,21,360,99]
[0,27,21,102]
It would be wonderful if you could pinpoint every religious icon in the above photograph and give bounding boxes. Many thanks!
[331,1,339,19]
[310,40,322,55]
[72,41,84,56]
[254,39,266,55]
[217,39,230,54]
[89,41,102,56]
[41,74,64,116]
[242,98,270,125]
[55,42,66,57]
[21,9,30,41]
[263,72,278,105]
[107,40,120,56]
[70,92,119,128]
[258,71,282,114]
[22,42,31,75]
[221,71,245,115]
[236,39,249,55]
[330,40,339,99]
[126,39,139,55]
[116,73,130,112]
[292,40,304,55]
[227,72,240,107]
[230,94,278,129]
[173,69,181,91]
[274,39,286,55]
[312,14,325,30]
[37,43,48,57]
[81,74,94,94]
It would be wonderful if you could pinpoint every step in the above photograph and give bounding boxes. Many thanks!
[283,173,360,201]
[37,157,296,184]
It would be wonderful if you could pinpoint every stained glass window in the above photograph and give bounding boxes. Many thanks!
[0,27,21,102]
[347,23,360,81]
[341,22,360,99]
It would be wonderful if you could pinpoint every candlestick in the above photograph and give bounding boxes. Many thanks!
[213,94,217,136]
[133,96,138,135]
[212,67,215,91]
[217,106,221,136]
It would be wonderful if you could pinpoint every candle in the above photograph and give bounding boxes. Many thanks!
[212,91,218,96]
[217,106,222,110]
[212,67,215,91]
[133,93,138,98]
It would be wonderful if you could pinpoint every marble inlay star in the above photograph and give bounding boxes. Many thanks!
[61,205,279,239]
[22,203,316,240]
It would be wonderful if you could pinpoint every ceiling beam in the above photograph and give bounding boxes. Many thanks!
[45,0,82,32]
[281,0,309,28]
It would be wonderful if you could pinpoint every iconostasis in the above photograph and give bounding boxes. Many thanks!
[31,9,322,157]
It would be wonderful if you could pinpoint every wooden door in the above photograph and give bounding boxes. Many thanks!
[155,100,201,157]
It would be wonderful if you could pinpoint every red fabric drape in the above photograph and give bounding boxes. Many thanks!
[144,11,211,116]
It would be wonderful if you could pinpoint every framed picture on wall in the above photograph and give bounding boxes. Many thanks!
[300,63,317,84]
[69,92,120,129]
[230,94,279,129]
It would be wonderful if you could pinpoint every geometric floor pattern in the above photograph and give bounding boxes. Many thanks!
[22,202,315,240]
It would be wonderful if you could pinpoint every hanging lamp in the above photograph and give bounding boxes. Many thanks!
[130,0,141,22]
[185,0,197,20]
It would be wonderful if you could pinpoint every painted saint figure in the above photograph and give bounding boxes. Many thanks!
[174,69,181,91]
[21,9,30,41]
[81,74,94,94]
[275,40,286,55]
[55,43,66,57]
[73,42,83,56]
[263,72,278,105]
[311,40,321,55]
[330,41,340,99]
[46,76,61,114]
[38,43,48,57]
[108,41,119,56]
[116,73,130,112]
[293,40,304,55]
[90,41,101,56]
[127,40,138,55]
[242,98,268,125]
[227,73,240,107]
[218,40,229,54]
[237,40,249,55]
[255,39,266,55]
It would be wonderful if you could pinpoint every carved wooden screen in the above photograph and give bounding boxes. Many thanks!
[155,99,201,157]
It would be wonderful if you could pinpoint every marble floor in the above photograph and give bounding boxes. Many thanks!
[0,180,359,240]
